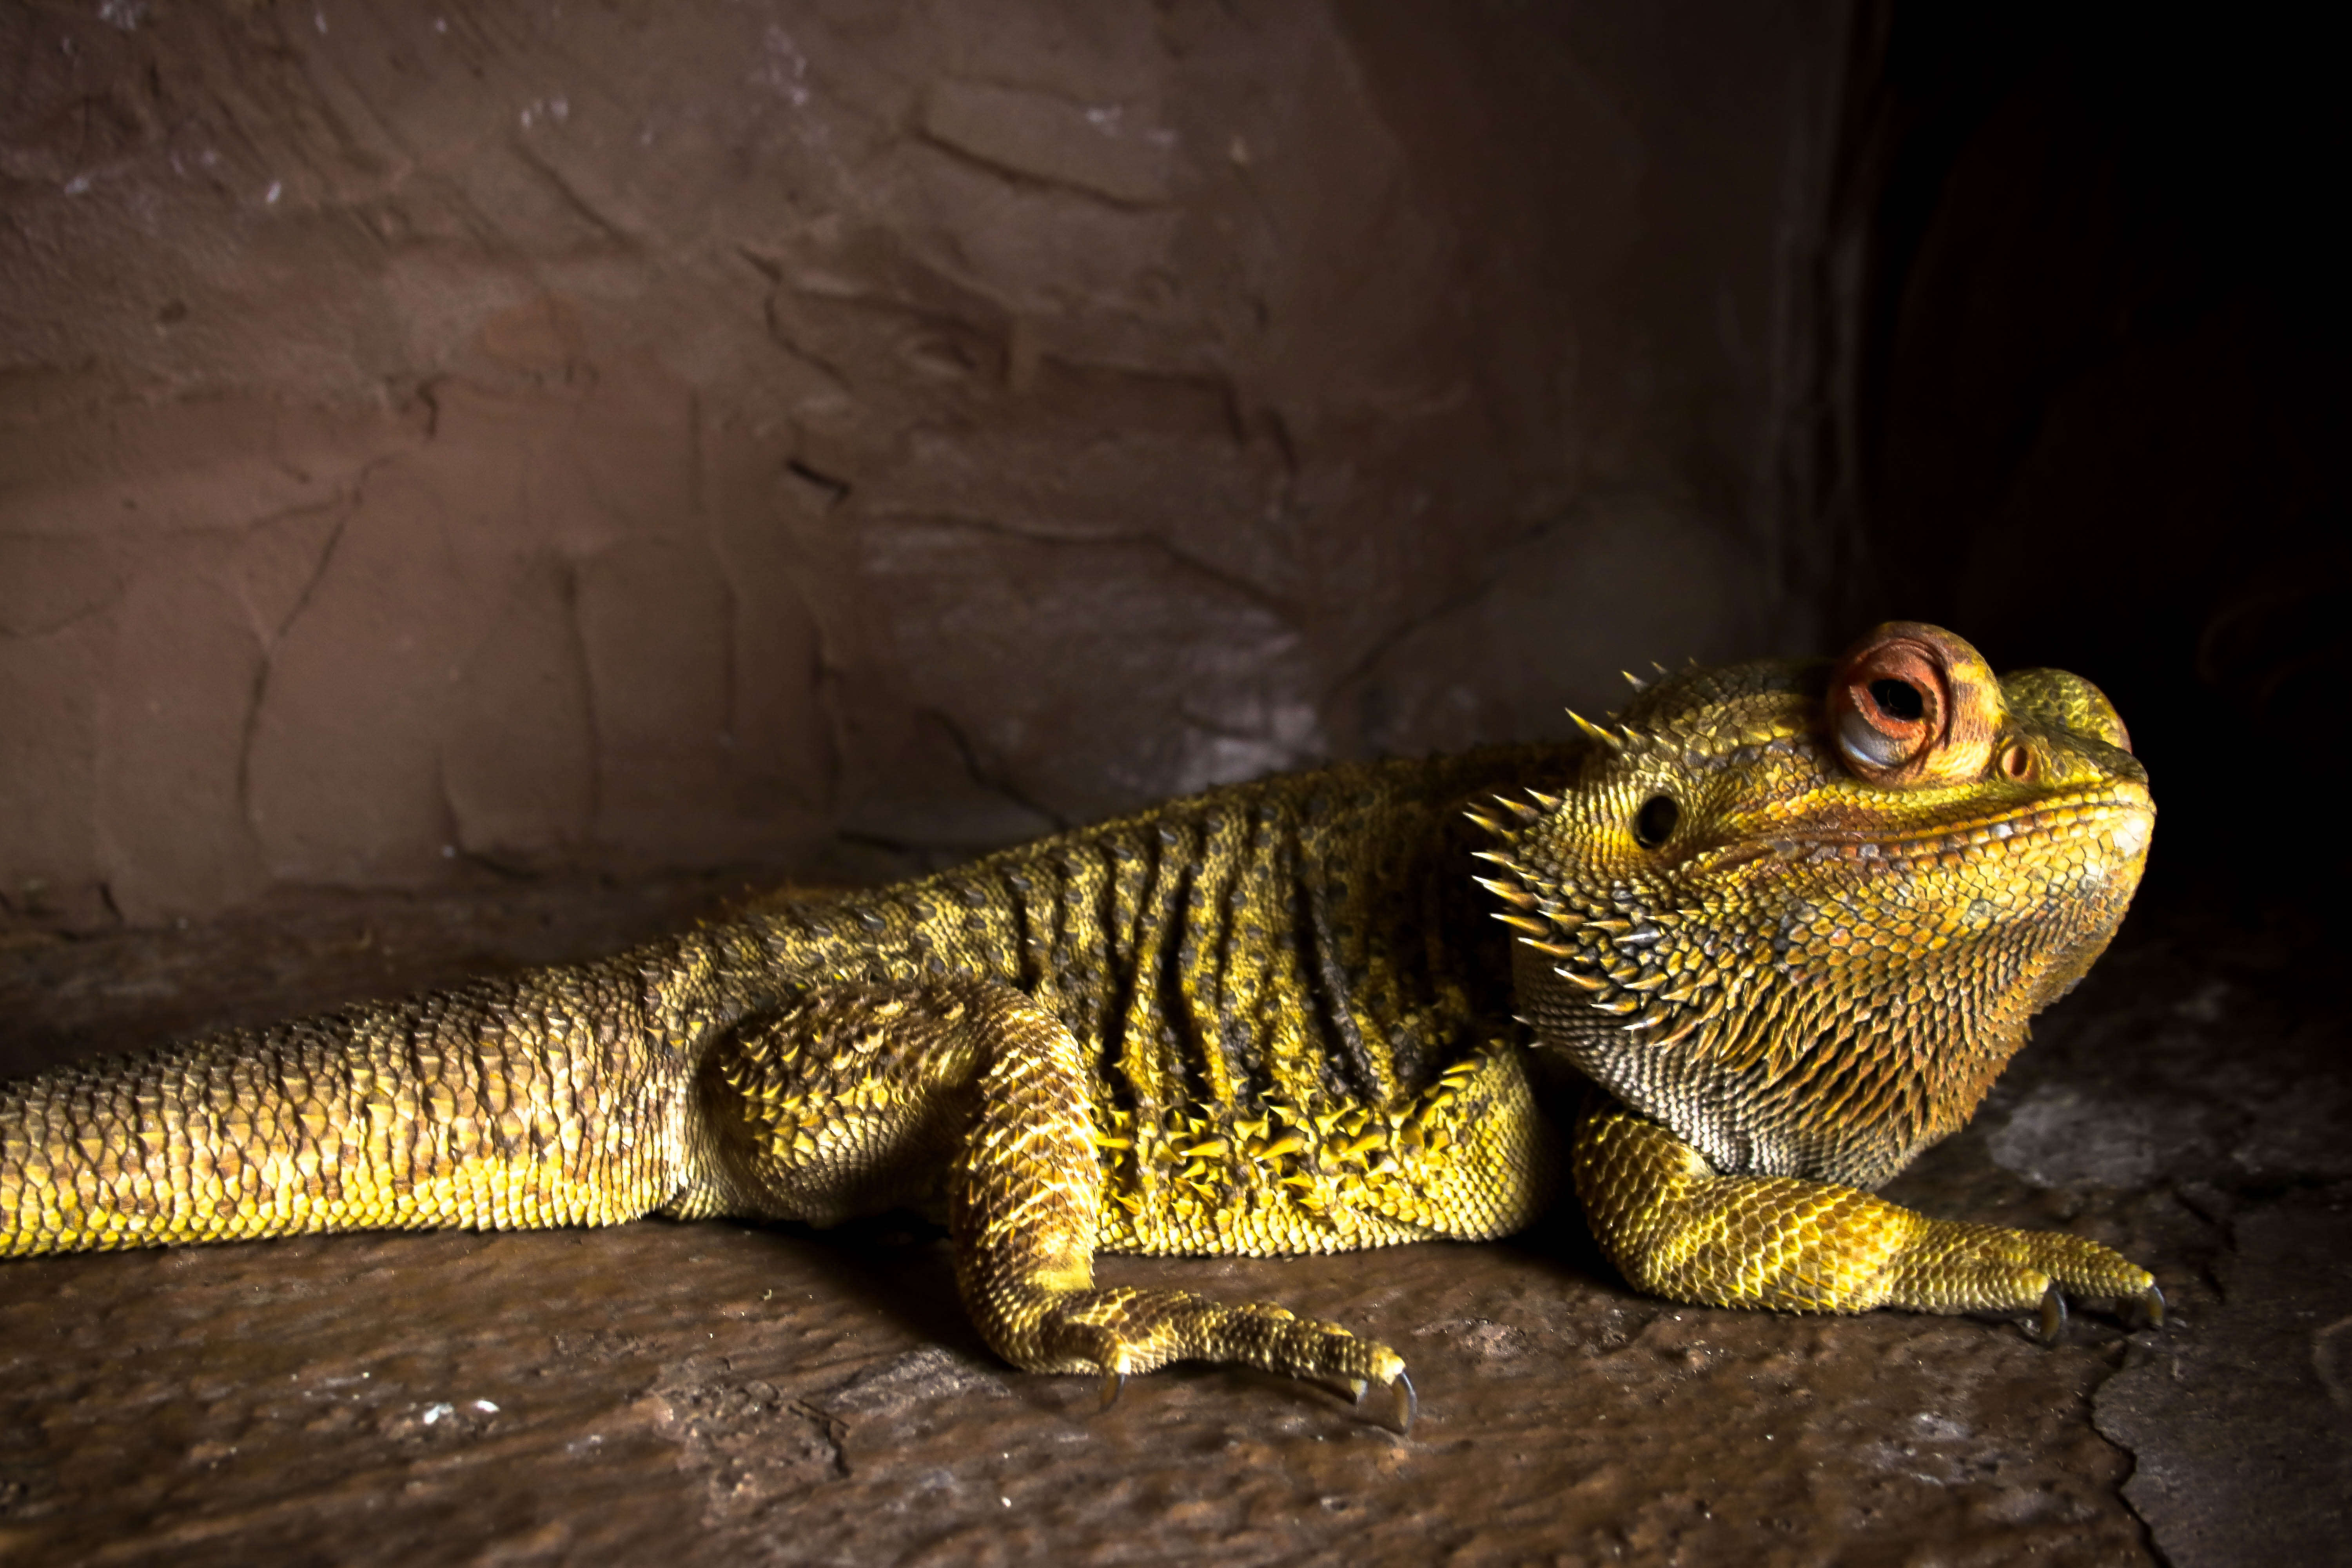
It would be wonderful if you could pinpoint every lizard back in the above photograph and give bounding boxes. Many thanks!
[735,744,1581,1254]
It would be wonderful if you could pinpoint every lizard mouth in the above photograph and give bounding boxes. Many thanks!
[1698,789,2155,873]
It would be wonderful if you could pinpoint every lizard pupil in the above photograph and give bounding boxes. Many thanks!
[1633,794,1679,849]
[1868,678,1925,721]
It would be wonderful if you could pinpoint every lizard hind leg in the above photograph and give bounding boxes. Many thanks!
[698,977,1411,1414]
[937,982,1412,1416]
[690,981,996,1226]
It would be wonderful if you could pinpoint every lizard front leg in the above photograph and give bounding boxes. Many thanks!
[706,978,1414,1419]
[1571,1096,2161,1330]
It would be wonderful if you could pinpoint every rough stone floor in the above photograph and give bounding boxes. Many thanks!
[1,874,2344,1566]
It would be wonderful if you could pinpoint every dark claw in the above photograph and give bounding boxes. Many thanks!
[2034,1281,2068,1343]
[1097,1368,1126,1412]
[1352,1371,1416,1436]
[2132,1283,2166,1331]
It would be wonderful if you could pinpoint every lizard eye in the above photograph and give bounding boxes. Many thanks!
[1633,794,1679,848]
[1827,623,2003,786]
[1833,646,1946,776]
[1868,678,1923,721]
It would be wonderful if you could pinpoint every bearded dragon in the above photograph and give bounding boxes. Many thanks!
[0,623,2160,1427]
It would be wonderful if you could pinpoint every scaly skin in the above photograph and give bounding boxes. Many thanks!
[0,624,2158,1415]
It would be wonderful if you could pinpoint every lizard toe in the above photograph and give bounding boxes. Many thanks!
[2034,1279,2067,1342]
[1880,1217,2162,1332]
[1354,1368,1416,1435]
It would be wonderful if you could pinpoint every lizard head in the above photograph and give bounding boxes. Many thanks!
[1474,622,2153,1189]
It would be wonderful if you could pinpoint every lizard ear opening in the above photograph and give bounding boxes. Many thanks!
[1828,623,2002,786]
[1633,794,1679,849]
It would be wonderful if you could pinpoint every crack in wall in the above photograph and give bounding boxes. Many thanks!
[232,489,360,846]
[0,595,119,642]
[1319,502,1591,701]
[509,134,644,253]
[561,555,604,835]
[871,508,1298,626]
[914,81,1176,211]
[920,705,1069,836]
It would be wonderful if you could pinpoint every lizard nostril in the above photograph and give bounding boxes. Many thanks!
[1633,794,1679,849]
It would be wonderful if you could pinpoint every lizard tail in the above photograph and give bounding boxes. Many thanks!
[0,980,696,1257]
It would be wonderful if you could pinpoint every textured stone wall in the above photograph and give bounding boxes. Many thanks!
[1,0,1844,928]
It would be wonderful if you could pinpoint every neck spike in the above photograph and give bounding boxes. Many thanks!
[1568,711,1623,752]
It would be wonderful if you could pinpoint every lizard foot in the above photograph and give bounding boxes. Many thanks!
[1030,1286,1410,1427]
[1883,1217,2160,1334]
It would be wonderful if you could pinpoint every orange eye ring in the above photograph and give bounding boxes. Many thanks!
[1830,641,1949,777]
[1826,622,2004,787]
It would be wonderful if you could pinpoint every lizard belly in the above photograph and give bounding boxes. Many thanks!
[1091,1038,1553,1258]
